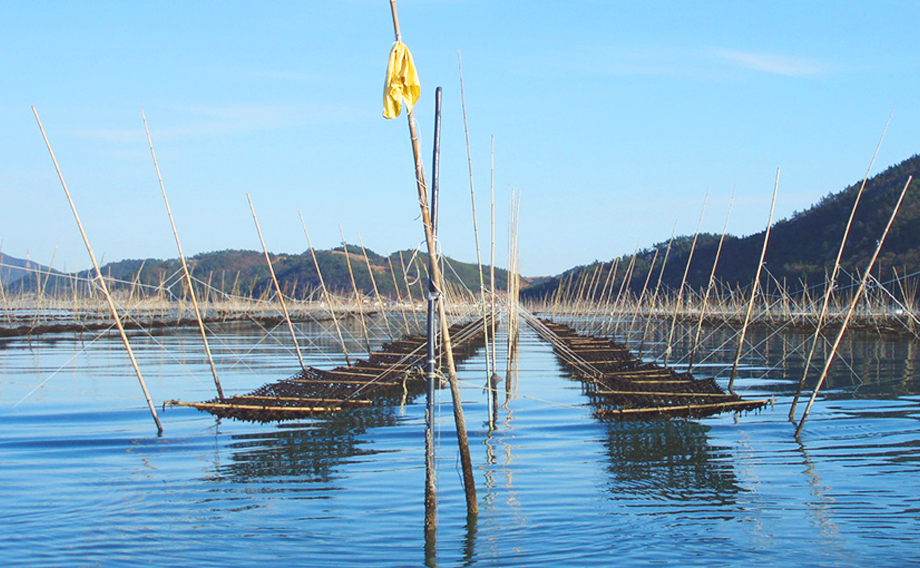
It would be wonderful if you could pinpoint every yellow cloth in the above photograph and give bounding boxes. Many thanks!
[383,41,420,119]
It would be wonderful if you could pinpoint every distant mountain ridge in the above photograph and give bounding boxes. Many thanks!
[0,252,54,287]
[3,247,514,300]
[523,153,920,300]
[7,153,920,302]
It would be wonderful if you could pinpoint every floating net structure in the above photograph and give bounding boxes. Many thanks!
[523,313,770,419]
[168,317,489,422]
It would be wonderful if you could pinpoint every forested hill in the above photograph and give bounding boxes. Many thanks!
[523,153,920,300]
[5,247,511,300]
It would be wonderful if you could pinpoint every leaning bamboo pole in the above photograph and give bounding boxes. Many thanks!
[388,0,477,521]
[611,242,641,338]
[385,251,413,337]
[143,111,224,398]
[639,221,677,356]
[459,51,495,417]
[33,106,162,434]
[795,176,912,436]
[247,194,306,371]
[688,187,735,370]
[663,190,708,367]
[339,228,373,358]
[299,217,352,366]
[358,233,393,342]
[624,246,660,349]
[789,117,890,417]
[728,169,780,392]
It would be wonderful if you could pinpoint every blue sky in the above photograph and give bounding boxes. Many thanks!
[2,1,918,277]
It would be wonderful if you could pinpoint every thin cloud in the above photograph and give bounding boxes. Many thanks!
[708,48,826,77]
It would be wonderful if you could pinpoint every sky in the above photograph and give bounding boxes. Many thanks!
[2,1,918,277]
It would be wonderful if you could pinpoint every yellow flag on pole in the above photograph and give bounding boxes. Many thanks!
[383,41,420,119]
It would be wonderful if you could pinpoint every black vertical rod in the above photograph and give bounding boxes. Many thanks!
[424,86,443,534]
[431,88,442,236]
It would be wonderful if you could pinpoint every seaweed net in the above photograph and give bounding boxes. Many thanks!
[169,317,488,423]
[528,317,770,420]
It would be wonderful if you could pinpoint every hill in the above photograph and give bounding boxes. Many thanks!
[4,246,513,301]
[523,153,920,301]
[0,252,56,288]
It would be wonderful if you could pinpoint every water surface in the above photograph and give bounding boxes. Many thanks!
[1,319,918,566]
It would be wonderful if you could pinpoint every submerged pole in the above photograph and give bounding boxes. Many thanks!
[33,106,163,434]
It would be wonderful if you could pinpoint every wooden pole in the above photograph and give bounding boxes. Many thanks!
[663,190,708,367]
[728,169,780,392]
[247,194,306,371]
[339,227,373,358]
[490,136,499,386]
[300,215,352,366]
[638,221,676,356]
[386,251,413,336]
[33,106,162,434]
[789,115,891,417]
[689,187,735,370]
[358,232,393,341]
[388,1,477,519]
[796,175,912,436]
[143,111,224,399]
[459,51,495,423]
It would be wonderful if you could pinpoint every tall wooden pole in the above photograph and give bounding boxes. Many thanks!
[388,0,478,519]
[728,169,780,392]
[33,106,162,434]
[247,194,306,371]
[142,111,224,399]
[795,176,912,436]
[789,115,891,417]
[300,215,352,366]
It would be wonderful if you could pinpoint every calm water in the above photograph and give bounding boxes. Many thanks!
[1,317,919,567]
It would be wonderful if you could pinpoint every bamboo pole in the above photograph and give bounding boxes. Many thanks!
[397,250,419,333]
[796,175,912,436]
[639,221,677,356]
[300,215,352,366]
[459,51,495,419]
[663,190,708,367]
[388,1,477,520]
[611,242,641,338]
[386,251,413,336]
[625,246,659,350]
[0,241,16,328]
[358,233,393,341]
[689,187,735,370]
[33,106,162,434]
[789,116,891,417]
[339,227,373,358]
[728,169,780,392]
[247,194,306,371]
[490,135,499,385]
[143,111,224,398]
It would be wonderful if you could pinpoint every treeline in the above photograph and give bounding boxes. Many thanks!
[5,247,511,301]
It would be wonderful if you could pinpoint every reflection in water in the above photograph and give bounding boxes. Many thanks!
[206,396,409,484]
[795,440,841,543]
[600,419,742,506]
